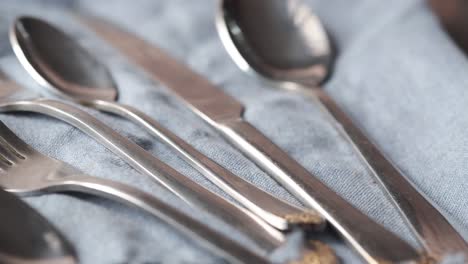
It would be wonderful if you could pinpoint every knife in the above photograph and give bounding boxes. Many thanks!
[0,188,77,264]
[78,15,422,263]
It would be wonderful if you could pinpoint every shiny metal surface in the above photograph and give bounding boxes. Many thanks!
[0,187,76,264]
[0,72,284,253]
[218,0,331,87]
[10,16,324,232]
[78,14,423,263]
[430,0,468,56]
[0,121,269,264]
[217,0,468,262]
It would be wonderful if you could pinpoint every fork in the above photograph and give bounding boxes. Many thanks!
[0,120,338,264]
[0,69,286,251]
[0,120,270,264]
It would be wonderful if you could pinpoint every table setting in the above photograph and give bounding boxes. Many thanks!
[0,0,467,263]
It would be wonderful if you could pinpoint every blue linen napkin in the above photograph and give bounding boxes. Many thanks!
[0,0,466,263]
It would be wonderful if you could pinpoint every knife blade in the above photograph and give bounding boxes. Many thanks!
[81,17,244,124]
[78,15,422,263]
[0,188,77,264]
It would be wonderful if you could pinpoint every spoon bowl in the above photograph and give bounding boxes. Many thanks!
[11,16,117,102]
[0,188,77,264]
[217,0,331,87]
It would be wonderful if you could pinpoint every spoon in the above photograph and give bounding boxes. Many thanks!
[10,16,291,253]
[0,187,77,264]
[216,0,468,261]
[11,16,325,231]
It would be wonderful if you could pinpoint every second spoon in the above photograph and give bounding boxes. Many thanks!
[216,0,468,261]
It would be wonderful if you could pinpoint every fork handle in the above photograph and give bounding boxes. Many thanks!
[49,174,269,264]
[0,98,284,251]
[85,99,324,231]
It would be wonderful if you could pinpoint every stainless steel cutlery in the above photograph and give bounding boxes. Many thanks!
[0,186,76,264]
[0,0,465,262]
[10,16,323,232]
[0,71,286,252]
[0,120,273,264]
[216,0,468,261]
[78,14,423,263]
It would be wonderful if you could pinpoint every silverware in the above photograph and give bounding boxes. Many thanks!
[0,186,76,264]
[0,71,285,252]
[430,0,468,56]
[10,16,323,231]
[0,121,271,264]
[216,0,468,261]
[77,14,423,263]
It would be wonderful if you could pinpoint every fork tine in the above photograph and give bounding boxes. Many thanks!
[0,136,25,161]
[0,122,33,156]
[0,152,12,170]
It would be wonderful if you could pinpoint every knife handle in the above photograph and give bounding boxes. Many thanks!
[86,99,325,231]
[312,89,468,260]
[0,98,284,251]
[216,119,421,263]
[53,174,270,264]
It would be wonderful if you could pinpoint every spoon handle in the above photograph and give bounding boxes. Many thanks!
[216,118,421,263]
[84,99,324,231]
[0,98,284,251]
[47,174,270,264]
[311,89,468,260]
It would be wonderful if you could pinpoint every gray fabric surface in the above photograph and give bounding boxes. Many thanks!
[0,0,466,263]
